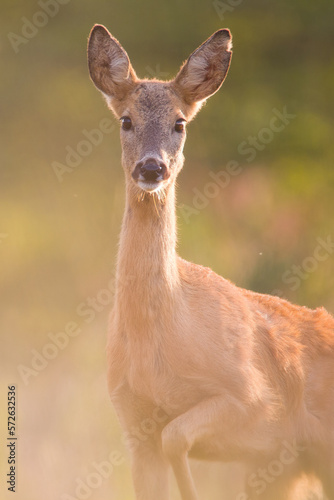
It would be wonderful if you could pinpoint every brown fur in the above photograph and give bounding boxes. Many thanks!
[88,25,334,500]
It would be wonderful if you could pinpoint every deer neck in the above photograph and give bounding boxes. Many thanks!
[115,180,180,332]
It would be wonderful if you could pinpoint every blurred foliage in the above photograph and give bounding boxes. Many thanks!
[0,0,333,499]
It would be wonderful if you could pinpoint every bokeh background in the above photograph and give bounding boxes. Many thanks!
[1,1,333,499]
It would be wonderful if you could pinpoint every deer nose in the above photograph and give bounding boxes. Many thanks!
[132,158,168,184]
[140,164,162,182]
[138,161,164,182]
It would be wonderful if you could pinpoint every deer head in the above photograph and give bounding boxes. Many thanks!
[88,25,232,199]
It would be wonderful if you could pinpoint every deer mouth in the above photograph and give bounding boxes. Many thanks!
[137,180,164,193]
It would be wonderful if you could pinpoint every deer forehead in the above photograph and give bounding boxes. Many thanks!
[122,82,185,122]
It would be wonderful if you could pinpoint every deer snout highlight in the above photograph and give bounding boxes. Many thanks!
[140,162,162,182]
[132,158,169,184]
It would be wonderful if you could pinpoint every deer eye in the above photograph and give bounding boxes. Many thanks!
[175,119,186,133]
[120,116,132,131]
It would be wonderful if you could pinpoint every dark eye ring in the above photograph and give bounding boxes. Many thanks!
[121,116,132,131]
[175,119,186,133]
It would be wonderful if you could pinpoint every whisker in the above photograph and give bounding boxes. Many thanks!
[152,192,160,216]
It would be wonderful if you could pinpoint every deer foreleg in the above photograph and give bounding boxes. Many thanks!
[131,442,170,500]
[161,395,245,500]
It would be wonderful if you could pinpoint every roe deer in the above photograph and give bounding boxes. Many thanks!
[87,25,334,500]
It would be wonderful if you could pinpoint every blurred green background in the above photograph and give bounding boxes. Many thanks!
[0,0,333,499]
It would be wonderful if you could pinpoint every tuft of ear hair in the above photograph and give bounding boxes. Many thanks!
[172,29,232,105]
[87,24,137,101]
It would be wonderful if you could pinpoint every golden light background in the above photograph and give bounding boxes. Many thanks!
[1,1,333,499]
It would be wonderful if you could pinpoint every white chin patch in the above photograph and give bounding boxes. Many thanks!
[138,181,163,193]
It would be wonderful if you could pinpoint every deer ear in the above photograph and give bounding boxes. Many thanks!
[172,29,232,105]
[87,25,137,101]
